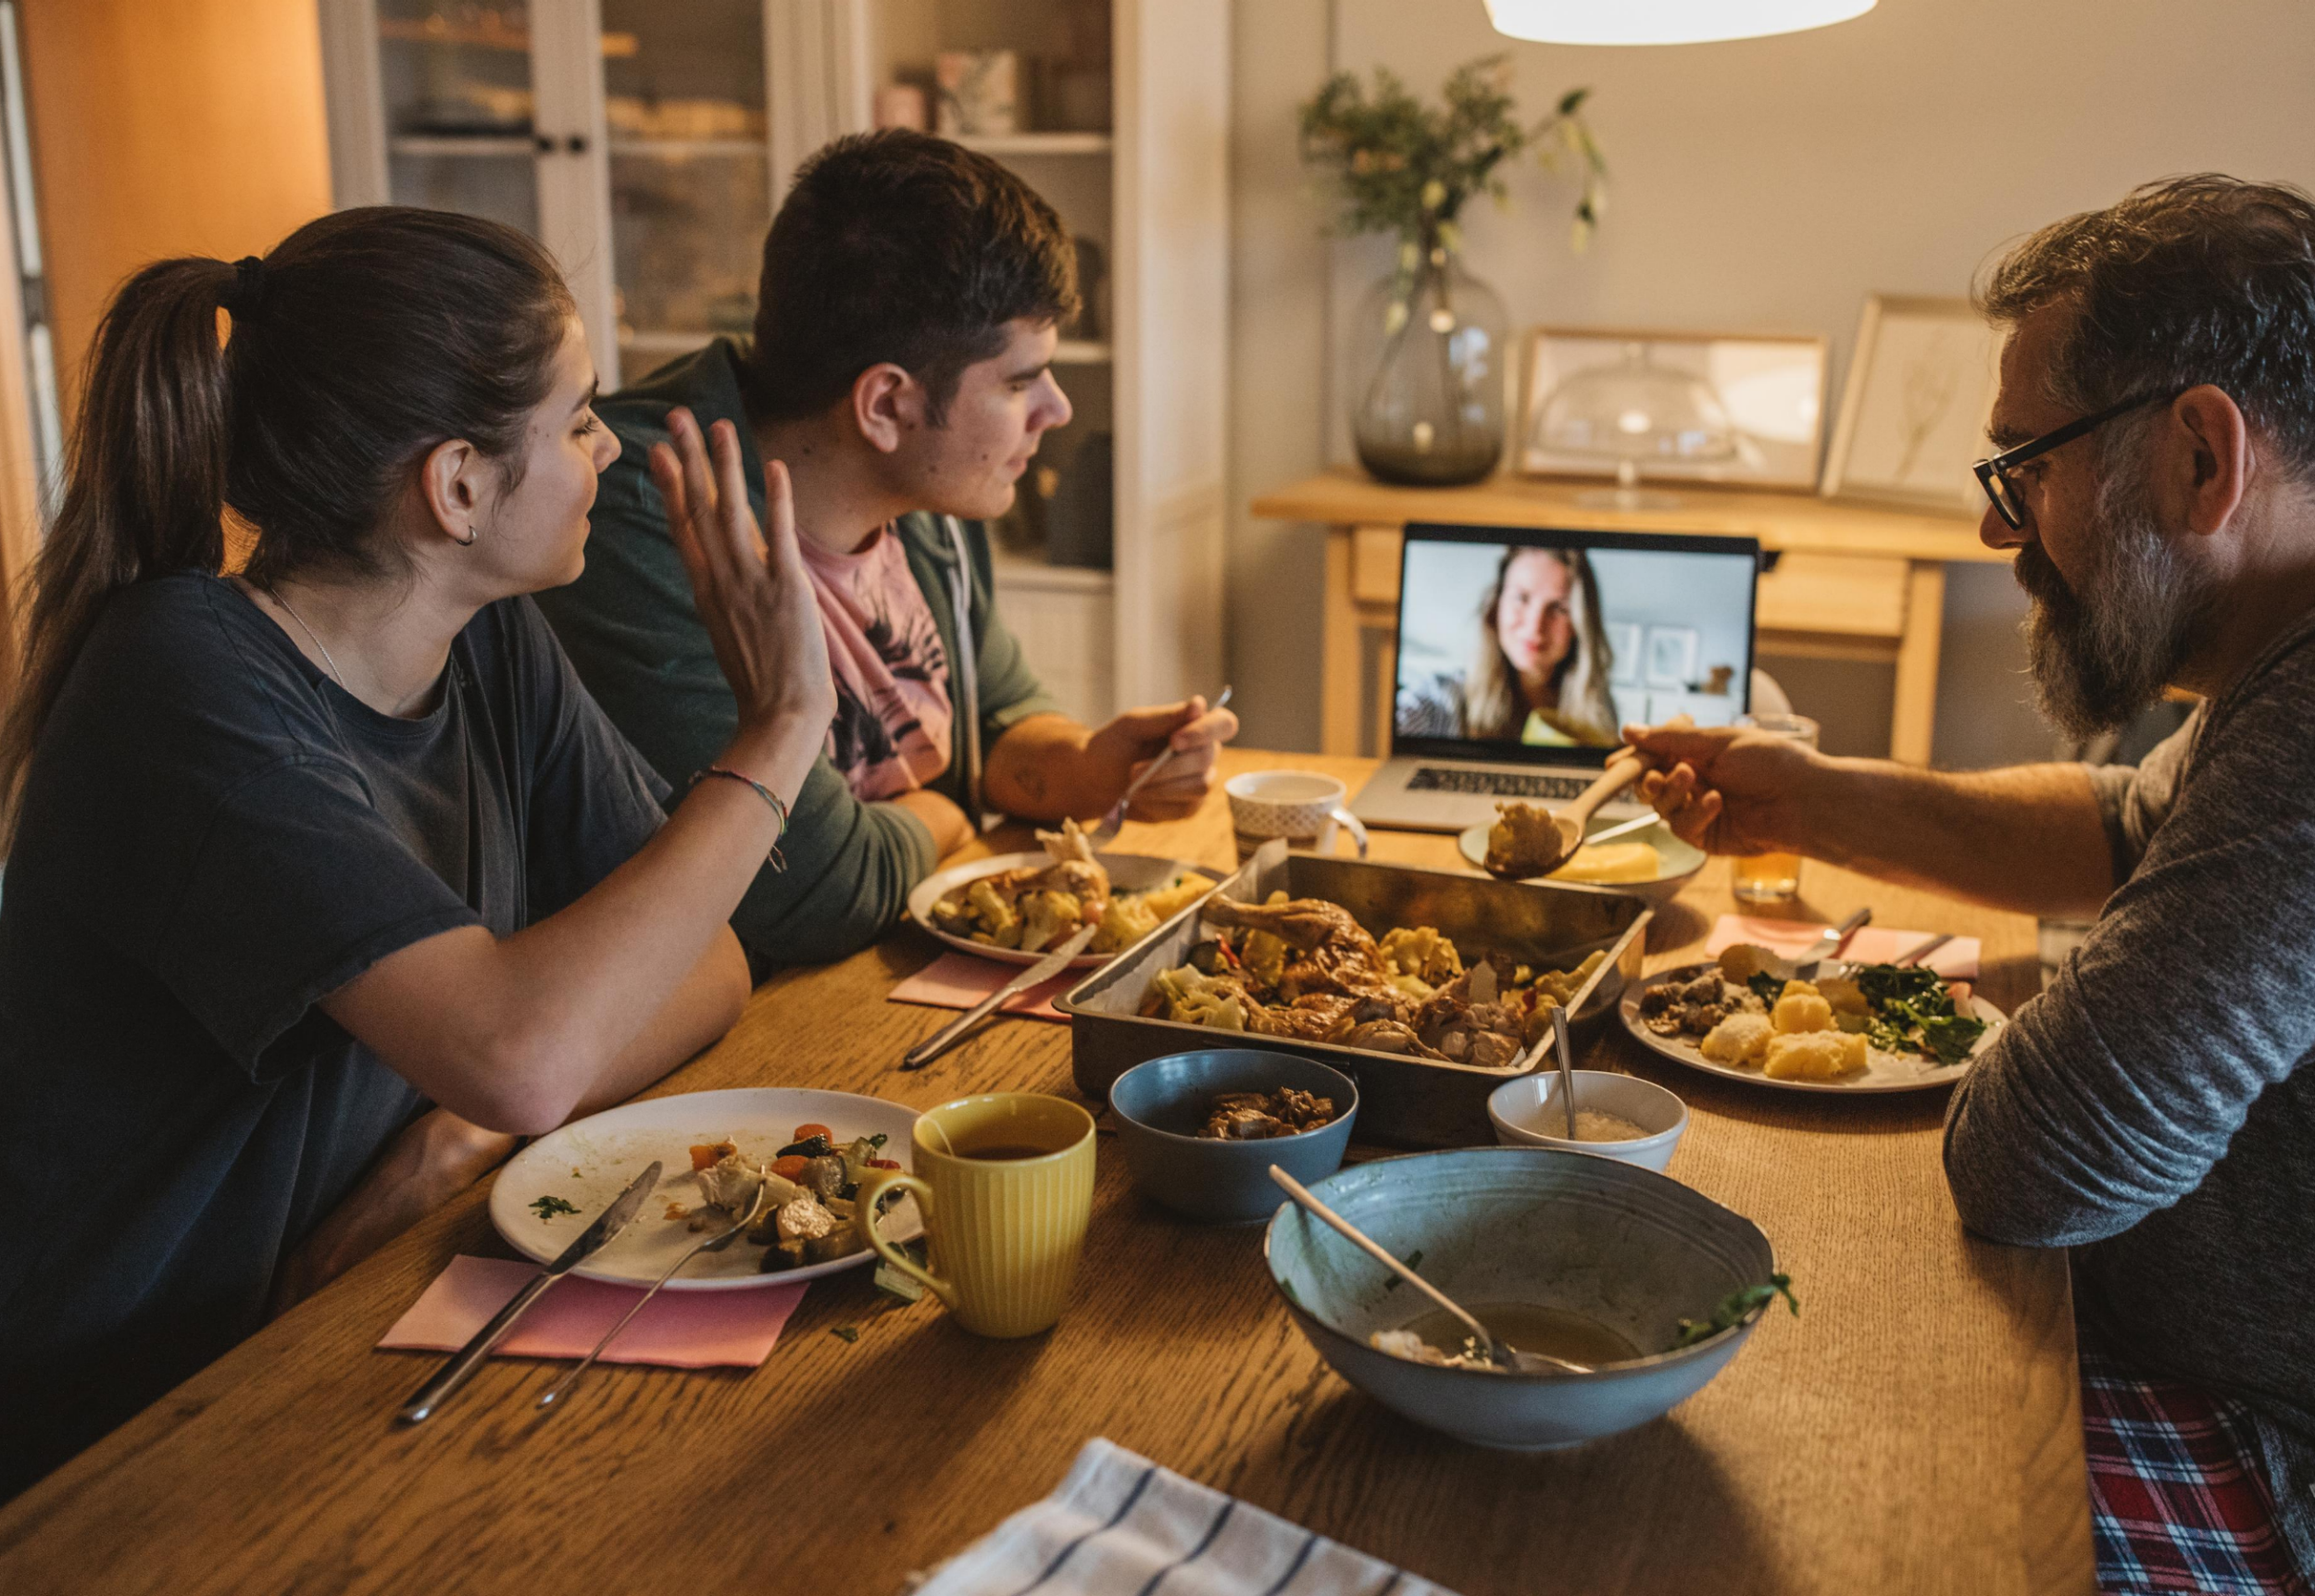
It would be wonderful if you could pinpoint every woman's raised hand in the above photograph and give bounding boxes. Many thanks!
[649,408,835,772]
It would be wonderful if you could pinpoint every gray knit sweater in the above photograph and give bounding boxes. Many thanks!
[1945,615,2315,1573]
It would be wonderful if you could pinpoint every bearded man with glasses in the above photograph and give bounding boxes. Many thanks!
[1628,175,2315,1590]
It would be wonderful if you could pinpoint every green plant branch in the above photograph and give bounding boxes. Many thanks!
[1299,55,1606,252]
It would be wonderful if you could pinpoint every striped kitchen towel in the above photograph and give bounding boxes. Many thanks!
[910,1439,1459,1596]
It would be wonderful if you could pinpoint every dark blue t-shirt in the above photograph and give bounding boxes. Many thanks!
[0,574,669,1494]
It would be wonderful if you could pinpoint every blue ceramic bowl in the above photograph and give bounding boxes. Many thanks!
[1265,1146,1778,1449]
[1107,1049,1358,1224]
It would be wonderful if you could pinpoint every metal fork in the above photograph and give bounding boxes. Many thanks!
[534,1181,772,1412]
[1085,686,1233,847]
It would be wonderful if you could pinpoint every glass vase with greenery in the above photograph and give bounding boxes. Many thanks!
[1300,56,1605,485]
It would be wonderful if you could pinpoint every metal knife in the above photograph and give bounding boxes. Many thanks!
[395,1159,662,1426]
[902,922,1101,1071]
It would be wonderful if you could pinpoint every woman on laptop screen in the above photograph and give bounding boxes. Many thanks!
[1395,546,1619,747]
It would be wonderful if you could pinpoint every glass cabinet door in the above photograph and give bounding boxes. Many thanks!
[374,0,543,237]
[599,0,771,385]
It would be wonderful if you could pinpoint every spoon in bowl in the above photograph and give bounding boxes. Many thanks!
[1268,1166,1591,1377]
[1482,750,1646,880]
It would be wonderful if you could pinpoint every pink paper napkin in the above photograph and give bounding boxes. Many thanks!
[377,1254,807,1368]
[1706,915,1981,979]
[888,951,1075,1022]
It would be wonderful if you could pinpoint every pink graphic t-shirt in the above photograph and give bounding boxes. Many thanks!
[797,526,954,800]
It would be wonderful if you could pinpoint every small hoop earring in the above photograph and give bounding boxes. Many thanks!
[454,528,478,547]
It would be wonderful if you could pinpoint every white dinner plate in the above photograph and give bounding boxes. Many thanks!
[489,1088,923,1290]
[1618,960,2007,1094]
[906,850,1221,967]
[1454,817,1707,906]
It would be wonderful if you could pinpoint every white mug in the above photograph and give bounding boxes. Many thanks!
[1224,771,1370,864]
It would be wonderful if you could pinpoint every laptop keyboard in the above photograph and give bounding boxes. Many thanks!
[1406,767,1593,800]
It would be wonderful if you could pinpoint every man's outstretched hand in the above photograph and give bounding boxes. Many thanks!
[1623,718,1821,856]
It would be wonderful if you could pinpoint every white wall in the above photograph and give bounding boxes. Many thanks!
[1227,0,2315,760]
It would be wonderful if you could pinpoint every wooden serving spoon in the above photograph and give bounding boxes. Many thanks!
[1483,750,1648,880]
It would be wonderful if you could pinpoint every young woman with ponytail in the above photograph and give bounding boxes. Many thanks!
[0,207,834,1494]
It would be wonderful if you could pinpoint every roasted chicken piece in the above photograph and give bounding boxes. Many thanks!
[1202,893,1410,1009]
[1201,894,1378,956]
[1246,992,1358,1041]
[1325,1017,1446,1059]
[1030,819,1111,915]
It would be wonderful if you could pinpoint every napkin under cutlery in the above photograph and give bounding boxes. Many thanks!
[379,1255,807,1369]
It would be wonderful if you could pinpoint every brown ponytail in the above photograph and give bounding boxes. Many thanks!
[0,207,574,838]
[0,257,235,833]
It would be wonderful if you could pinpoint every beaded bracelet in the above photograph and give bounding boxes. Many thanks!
[694,764,790,872]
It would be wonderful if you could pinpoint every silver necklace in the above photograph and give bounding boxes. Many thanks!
[268,588,345,690]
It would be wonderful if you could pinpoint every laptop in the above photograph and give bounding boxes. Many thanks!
[1350,521,1761,833]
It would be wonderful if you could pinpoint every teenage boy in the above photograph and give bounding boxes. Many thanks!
[538,130,1236,969]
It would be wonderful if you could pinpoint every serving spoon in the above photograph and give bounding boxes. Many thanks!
[1268,1166,1592,1377]
[1482,750,1646,880]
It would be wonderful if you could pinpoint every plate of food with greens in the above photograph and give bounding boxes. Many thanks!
[1619,942,2005,1093]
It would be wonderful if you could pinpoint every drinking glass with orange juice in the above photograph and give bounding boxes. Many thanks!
[1730,712,1817,904]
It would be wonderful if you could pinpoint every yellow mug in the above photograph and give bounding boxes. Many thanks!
[858,1093,1096,1339]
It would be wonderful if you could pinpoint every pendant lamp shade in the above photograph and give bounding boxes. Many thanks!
[1483,0,1874,45]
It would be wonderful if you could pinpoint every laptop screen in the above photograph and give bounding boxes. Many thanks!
[1392,523,1761,767]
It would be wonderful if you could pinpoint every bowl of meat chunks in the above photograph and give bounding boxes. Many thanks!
[1107,1049,1359,1224]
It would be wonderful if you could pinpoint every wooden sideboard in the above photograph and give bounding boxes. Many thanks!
[1248,469,2010,763]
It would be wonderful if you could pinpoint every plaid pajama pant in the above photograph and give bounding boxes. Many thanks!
[2079,1321,2312,1594]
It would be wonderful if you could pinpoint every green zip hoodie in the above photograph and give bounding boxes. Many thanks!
[533,338,1062,973]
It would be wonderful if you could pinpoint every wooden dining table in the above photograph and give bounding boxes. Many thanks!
[0,748,2094,1596]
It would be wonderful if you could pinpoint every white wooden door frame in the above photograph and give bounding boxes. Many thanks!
[0,0,52,592]
[1111,0,1230,708]
[314,0,619,380]
[531,0,618,381]
[764,0,873,211]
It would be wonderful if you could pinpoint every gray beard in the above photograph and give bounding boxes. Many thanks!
[2015,469,2212,741]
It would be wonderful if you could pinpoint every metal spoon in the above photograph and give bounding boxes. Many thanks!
[1268,1166,1591,1377]
[1086,686,1233,847]
[535,1179,773,1413]
[1551,1002,1580,1141]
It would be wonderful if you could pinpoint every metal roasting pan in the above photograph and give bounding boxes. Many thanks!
[1057,840,1652,1149]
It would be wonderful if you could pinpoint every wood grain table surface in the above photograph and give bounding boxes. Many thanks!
[0,749,2094,1596]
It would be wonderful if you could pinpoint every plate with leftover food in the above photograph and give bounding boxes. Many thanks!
[908,818,1221,967]
[489,1088,924,1289]
[1619,943,2005,1093]
[1138,890,1608,1068]
[1457,811,1706,906]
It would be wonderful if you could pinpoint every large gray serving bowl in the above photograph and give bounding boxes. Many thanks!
[1108,1049,1358,1223]
[1264,1146,1777,1449]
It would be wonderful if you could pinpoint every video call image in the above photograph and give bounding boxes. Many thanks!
[1394,538,1757,748]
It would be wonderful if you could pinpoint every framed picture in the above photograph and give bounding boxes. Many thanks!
[1607,621,1643,686]
[1515,326,1829,491]
[1643,625,1699,689]
[1821,294,2004,513]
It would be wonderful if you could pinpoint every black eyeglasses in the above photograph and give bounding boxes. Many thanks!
[1971,389,2183,530]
